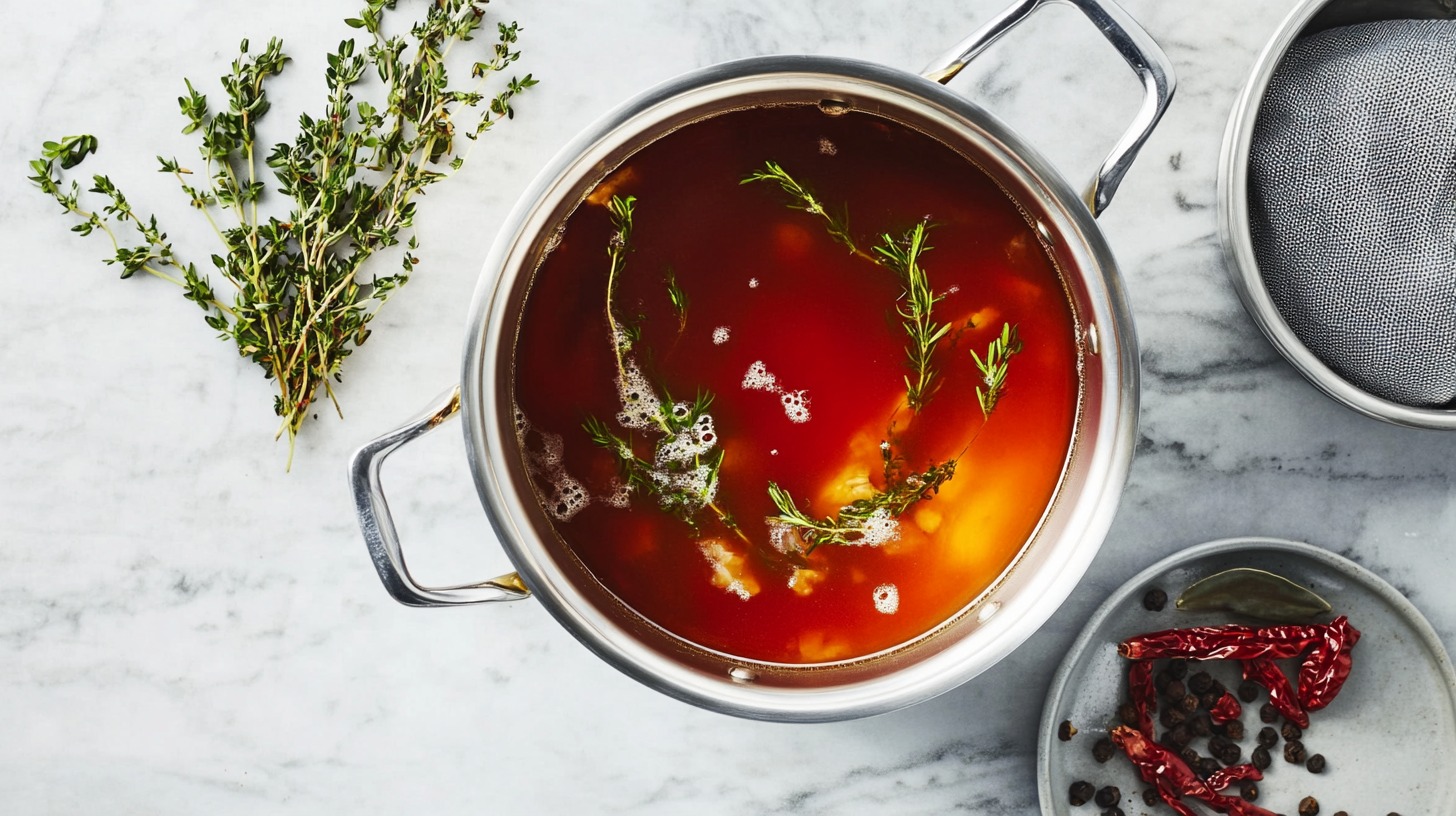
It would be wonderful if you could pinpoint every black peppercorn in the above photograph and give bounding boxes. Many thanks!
[1284,738,1308,764]
[1118,702,1140,727]
[1092,738,1115,763]
[1189,671,1213,695]
[1188,713,1212,738]
[1101,808,1124,816]
[1160,707,1186,728]
[1216,742,1242,765]
[1166,724,1192,748]
[1199,690,1222,710]
[1257,726,1279,748]
[1298,794,1319,816]
[1197,757,1222,778]
[1142,788,1159,807]
[1208,735,1241,765]
[1332,812,1348,816]
[1069,780,1096,806]
[1180,746,1200,766]
[1251,746,1271,770]
[1223,719,1245,742]
[1058,720,1078,741]
[1143,588,1167,611]
[1165,679,1187,700]
[1155,670,1172,694]
[1306,753,1326,773]
[1237,679,1260,703]
[1167,658,1187,680]
[1259,703,1278,723]
[1281,721,1303,741]
[1094,785,1121,808]
[1179,693,1200,714]
[1240,781,1259,801]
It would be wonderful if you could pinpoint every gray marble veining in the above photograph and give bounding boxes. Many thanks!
[2,1,1453,813]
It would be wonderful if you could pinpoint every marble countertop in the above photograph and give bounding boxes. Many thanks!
[4,1,1454,812]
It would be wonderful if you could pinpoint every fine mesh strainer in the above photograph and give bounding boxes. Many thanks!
[1221,0,1456,428]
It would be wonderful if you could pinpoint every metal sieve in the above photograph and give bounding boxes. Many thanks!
[1219,0,1456,428]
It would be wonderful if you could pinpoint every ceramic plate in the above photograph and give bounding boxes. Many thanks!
[1038,537,1456,815]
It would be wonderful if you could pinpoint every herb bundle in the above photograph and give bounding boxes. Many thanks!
[28,1,537,467]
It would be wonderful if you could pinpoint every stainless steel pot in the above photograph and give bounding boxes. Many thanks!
[349,0,1173,722]
[1219,0,1456,428]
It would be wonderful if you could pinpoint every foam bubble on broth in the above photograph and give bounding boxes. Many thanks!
[853,509,901,547]
[741,360,777,391]
[712,326,730,345]
[873,584,900,615]
[779,390,811,424]
[742,361,812,423]
[614,360,664,430]
[514,404,591,521]
[654,412,716,466]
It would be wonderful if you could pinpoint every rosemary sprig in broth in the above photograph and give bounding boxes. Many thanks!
[29,3,537,468]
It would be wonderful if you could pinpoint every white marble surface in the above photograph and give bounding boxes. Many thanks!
[3,1,1454,813]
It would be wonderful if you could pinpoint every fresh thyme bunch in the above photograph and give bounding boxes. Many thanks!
[28,1,537,467]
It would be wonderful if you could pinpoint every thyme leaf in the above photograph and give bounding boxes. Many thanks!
[664,267,689,336]
[30,2,538,468]
[970,322,1022,418]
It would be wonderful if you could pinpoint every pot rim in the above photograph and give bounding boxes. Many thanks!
[459,54,1139,721]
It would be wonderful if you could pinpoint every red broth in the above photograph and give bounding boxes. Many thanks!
[512,104,1080,664]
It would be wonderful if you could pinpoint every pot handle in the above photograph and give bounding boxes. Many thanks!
[921,0,1175,217]
[348,386,531,607]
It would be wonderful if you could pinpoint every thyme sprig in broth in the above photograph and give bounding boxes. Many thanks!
[586,195,746,542]
[873,222,953,412]
[768,455,958,553]
[742,161,953,412]
[971,322,1023,418]
[29,2,537,468]
[740,160,868,262]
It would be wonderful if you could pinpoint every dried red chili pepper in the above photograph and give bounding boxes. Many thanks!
[1242,656,1308,728]
[1206,763,1262,792]
[1209,690,1242,725]
[1128,659,1157,736]
[1119,623,1321,661]
[1298,615,1361,711]
[1111,726,1280,816]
